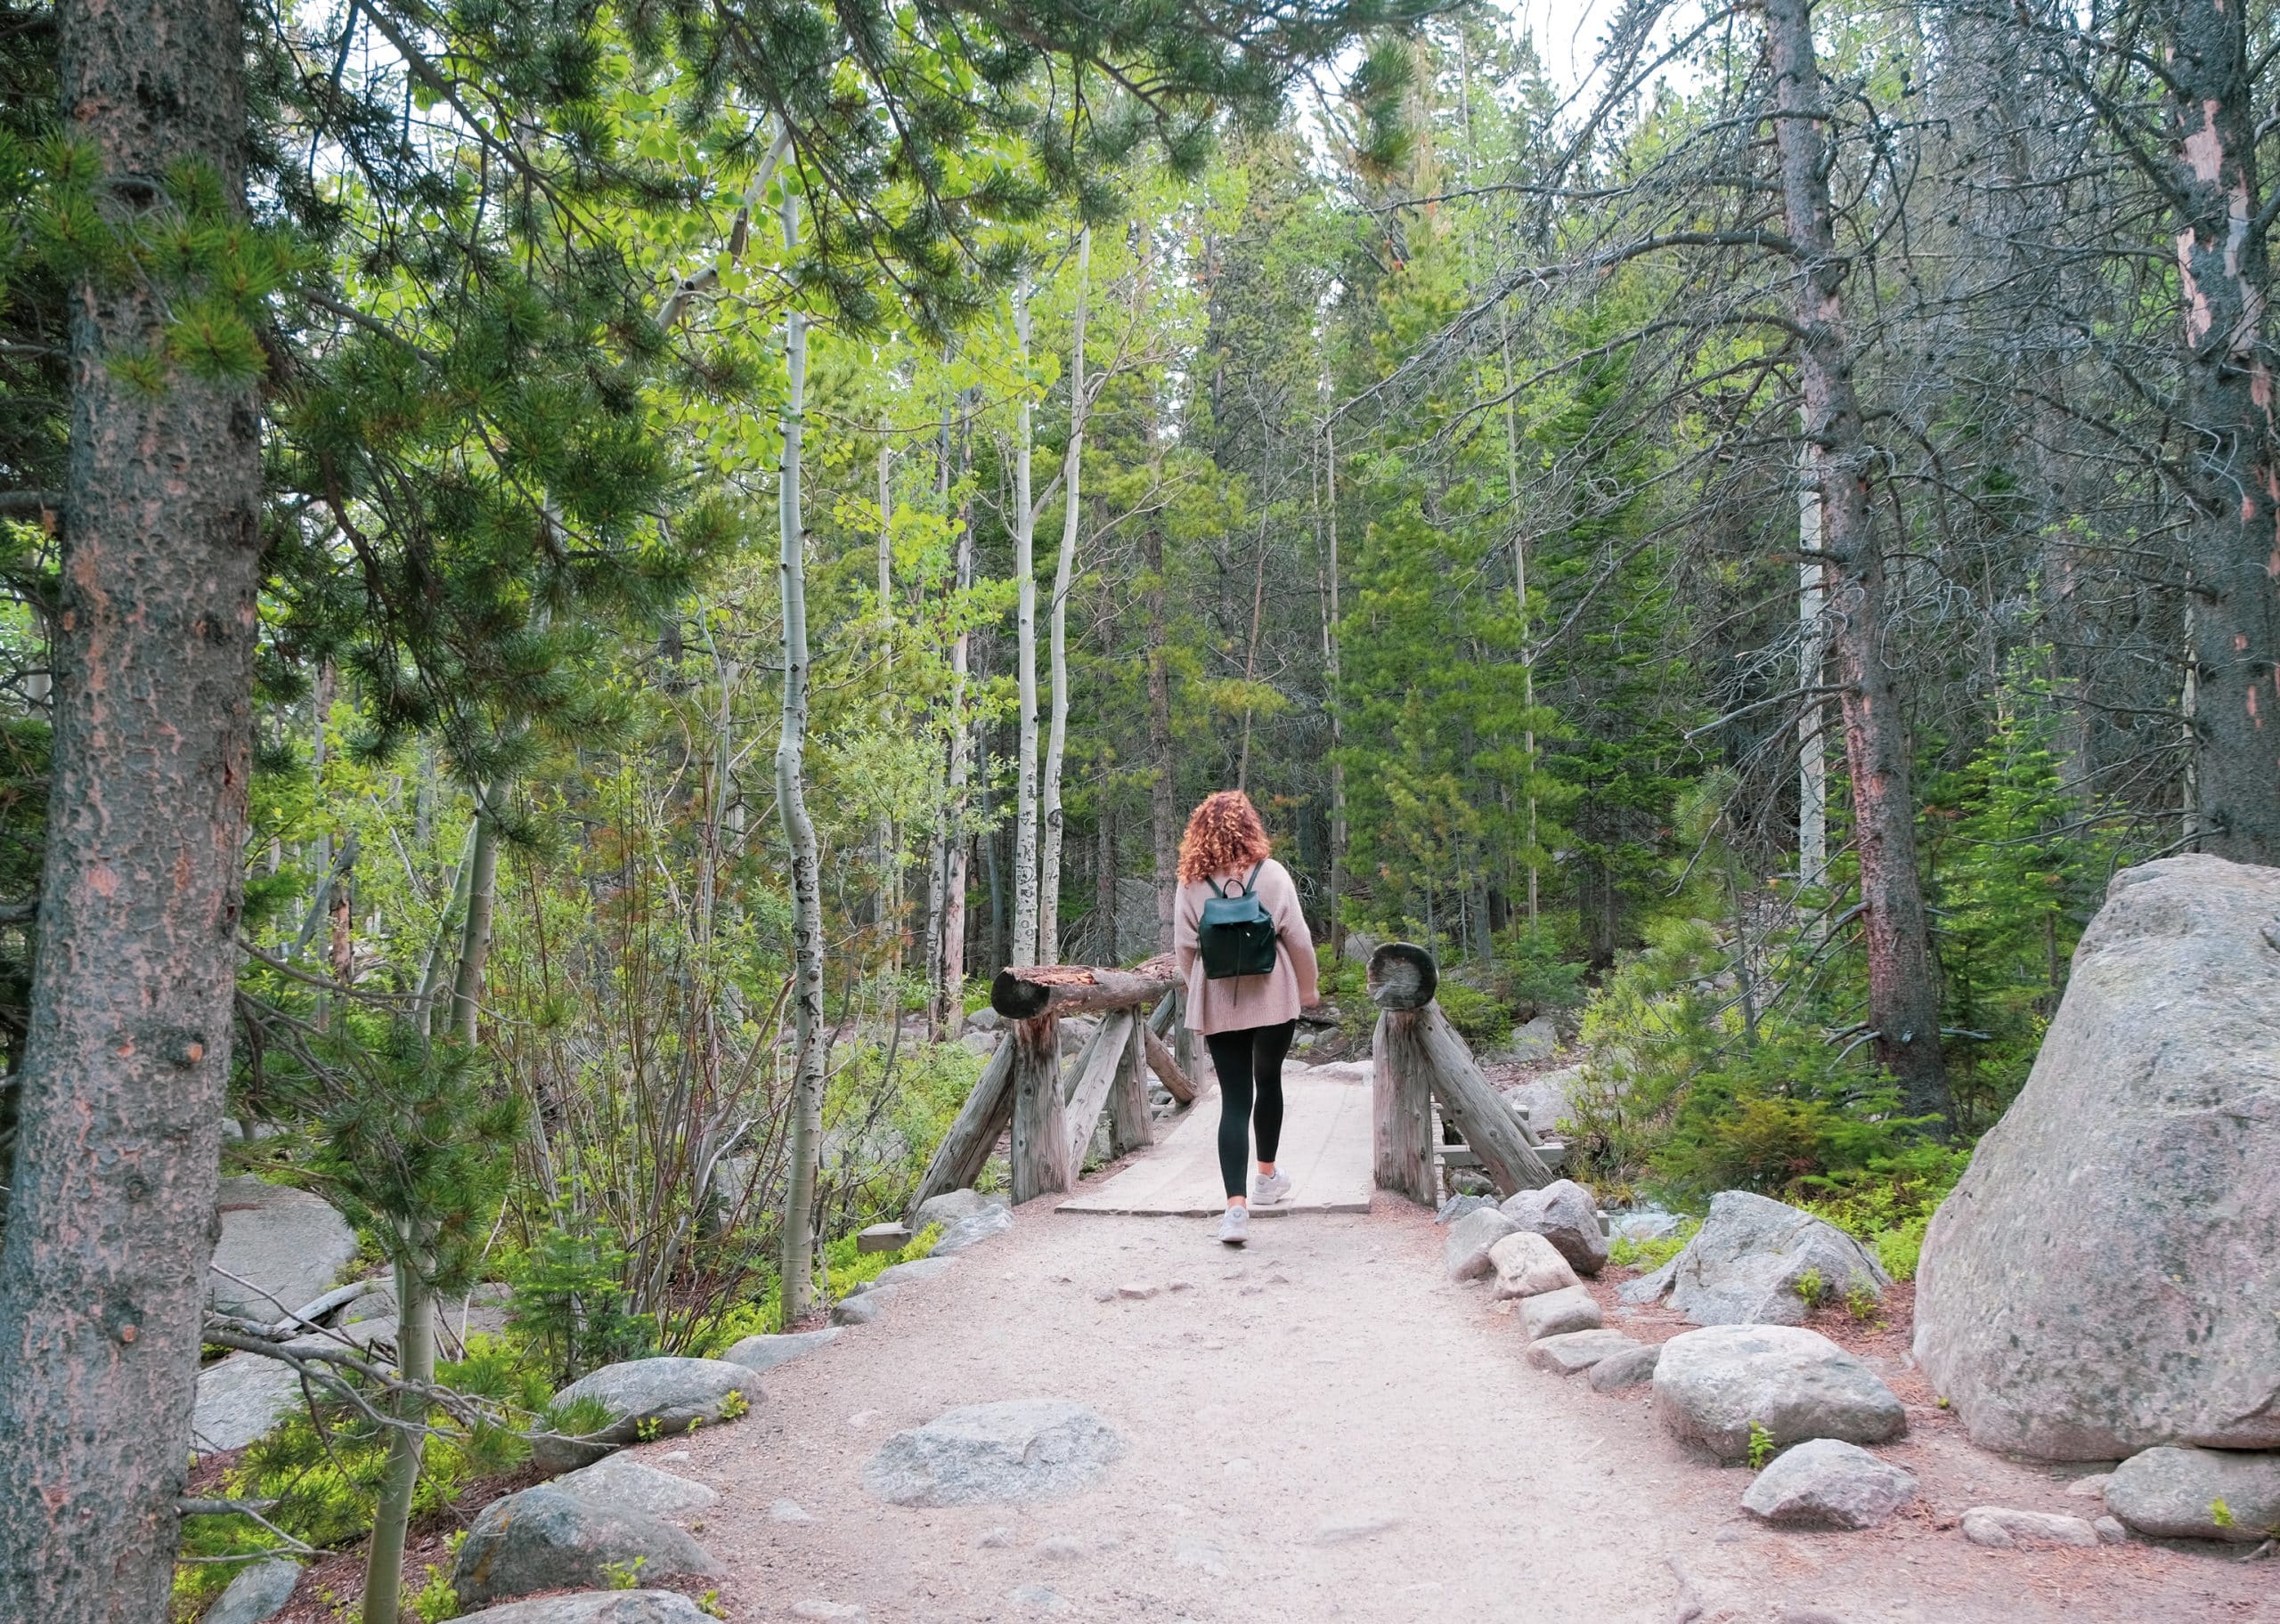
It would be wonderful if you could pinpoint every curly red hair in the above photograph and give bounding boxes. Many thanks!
[1177,791,1273,883]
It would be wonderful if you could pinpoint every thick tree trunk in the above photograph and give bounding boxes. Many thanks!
[1797,444,1828,891]
[776,191,826,1328]
[1011,288,1041,966]
[0,0,262,1613]
[2162,0,2280,863]
[1038,228,1090,968]
[1144,519,1178,952]
[1768,0,1950,1124]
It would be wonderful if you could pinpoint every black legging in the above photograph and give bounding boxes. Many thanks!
[1204,1020,1296,1198]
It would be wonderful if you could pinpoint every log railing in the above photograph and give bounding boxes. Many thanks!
[1368,941,1557,1205]
[908,954,1193,1218]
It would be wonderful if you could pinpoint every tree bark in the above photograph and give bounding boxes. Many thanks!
[1038,227,1090,967]
[1767,0,1950,1124]
[776,190,826,1328]
[448,791,501,1047]
[1144,519,1178,953]
[930,389,973,1035]
[1372,1011,1434,1205]
[1006,1014,1071,1202]
[1378,1002,1554,1197]
[2159,0,2280,863]
[360,1250,435,1624]
[0,0,262,1612]
[1011,287,1041,966]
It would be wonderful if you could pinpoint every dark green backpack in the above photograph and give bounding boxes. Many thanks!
[1199,863,1280,980]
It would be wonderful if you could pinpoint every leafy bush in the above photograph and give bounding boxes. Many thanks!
[1434,979,1514,1047]
[507,1208,659,1385]
[1491,921,1589,1021]
[1607,1217,1697,1271]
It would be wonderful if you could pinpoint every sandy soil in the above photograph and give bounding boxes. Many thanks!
[628,1187,2278,1624]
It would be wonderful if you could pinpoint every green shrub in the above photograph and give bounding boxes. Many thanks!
[1491,921,1589,1021]
[1434,979,1514,1047]
[1607,1217,1697,1271]
[506,1209,658,1385]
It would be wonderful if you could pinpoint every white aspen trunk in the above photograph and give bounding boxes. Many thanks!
[1498,313,1539,927]
[1798,441,1828,891]
[1038,229,1090,970]
[1010,286,1041,967]
[875,422,898,953]
[1323,415,1346,956]
[447,790,500,1048]
[776,188,826,1328]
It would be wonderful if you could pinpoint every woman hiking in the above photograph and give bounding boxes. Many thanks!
[1171,790,1320,1246]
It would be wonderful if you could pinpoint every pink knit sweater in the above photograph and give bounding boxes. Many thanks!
[1172,858,1321,1035]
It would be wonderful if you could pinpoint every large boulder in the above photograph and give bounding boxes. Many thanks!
[863,1400,1123,1506]
[208,1177,360,1321]
[452,1486,723,1608]
[549,1456,717,1517]
[535,1358,756,1473]
[192,1352,305,1453]
[1443,1206,1521,1281]
[1741,1438,1917,1530]
[1519,1286,1602,1341]
[932,1204,1014,1255]
[453,1595,712,1624]
[915,1189,1008,1229]
[1621,1190,1886,1325]
[200,1555,300,1624]
[1486,1230,1580,1300]
[1915,856,2280,1459]
[1654,1324,1905,1462]
[1500,1179,1609,1276]
[2103,1445,2280,1542]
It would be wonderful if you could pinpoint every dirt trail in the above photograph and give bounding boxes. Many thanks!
[646,1188,2274,1624]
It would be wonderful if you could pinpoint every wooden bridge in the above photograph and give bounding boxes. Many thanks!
[904,941,1563,1224]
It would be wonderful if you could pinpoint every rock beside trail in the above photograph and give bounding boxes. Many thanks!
[1959,1506,2101,1549]
[1654,1325,1905,1462]
[1741,1439,1918,1530]
[1526,1329,1636,1375]
[1916,857,2280,1459]
[200,1555,300,1624]
[1490,1015,1560,1065]
[932,1204,1015,1255]
[1435,1194,1496,1225]
[1624,1190,1887,1326]
[833,1287,898,1326]
[534,1357,756,1474]
[1500,1178,1609,1276]
[1487,1230,1581,1300]
[1444,1206,1521,1280]
[863,1400,1123,1506]
[550,1456,718,1516]
[2104,1446,2280,1542]
[915,1189,1008,1229]
[452,1485,724,1607]
[452,1592,714,1624]
[719,1327,840,1374]
[1590,1343,1664,1393]
[208,1176,360,1321]
[1519,1285,1601,1341]
[855,1256,957,1294]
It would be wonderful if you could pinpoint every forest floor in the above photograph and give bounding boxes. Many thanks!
[645,1108,2278,1624]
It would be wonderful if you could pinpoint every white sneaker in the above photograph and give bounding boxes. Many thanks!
[1217,1206,1250,1246]
[1251,1170,1292,1206]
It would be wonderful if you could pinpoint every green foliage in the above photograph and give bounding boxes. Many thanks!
[1793,1267,1827,1308]
[602,1555,647,1589]
[506,1208,659,1386]
[1607,1218,1697,1271]
[2211,1497,2235,1530]
[1747,1421,1777,1471]
[410,1534,464,1624]
[1434,979,1514,1047]
[1491,922,1589,1022]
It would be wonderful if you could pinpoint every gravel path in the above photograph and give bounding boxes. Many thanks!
[651,1190,2275,1624]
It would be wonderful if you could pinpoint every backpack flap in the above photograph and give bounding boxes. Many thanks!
[1197,865,1281,981]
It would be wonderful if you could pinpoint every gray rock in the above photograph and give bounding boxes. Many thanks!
[832,1287,897,1326]
[1959,1506,2100,1549]
[1503,1064,1585,1141]
[208,1176,360,1321]
[1915,857,2280,1459]
[914,1189,1008,1229]
[719,1327,840,1374]
[1493,1016,1560,1065]
[452,1485,724,1607]
[550,1456,717,1516]
[1313,1512,1401,1544]
[788,1604,867,1621]
[853,1255,957,1294]
[1434,1194,1496,1226]
[451,1594,712,1624]
[932,1203,1015,1255]
[1527,1329,1636,1375]
[1627,1190,1887,1326]
[863,1400,1124,1506]
[1500,1179,1610,1276]
[536,1357,757,1473]
[1057,1016,1099,1056]
[200,1555,299,1624]
[965,1007,1006,1033]
[1519,1285,1602,1340]
[1654,1324,1906,1462]
[1443,1206,1522,1280]
[2064,1472,2114,1500]
[1741,1438,1918,1530]
[770,1498,816,1522]
[192,1352,305,1453]
[960,1031,997,1057]
[1617,1254,1682,1307]
[1488,1230,1582,1300]
[1609,1207,1685,1244]
[1589,1342,1664,1393]
[2103,1445,2280,1542]
[2094,1516,2129,1544]
[1006,1585,1067,1614]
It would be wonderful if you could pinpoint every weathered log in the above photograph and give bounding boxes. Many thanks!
[1147,989,1177,1035]
[991,954,1180,1019]
[1366,941,1438,1011]
[1063,1010,1136,1165]
[1372,1011,1433,1205]
[1061,1015,1110,1103]
[1007,1014,1072,1202]
[1141,1019,1195,1103]
[1108,1012,1154,1157]
[908,1033,1015,1220]
[1380,1000,1554,1198]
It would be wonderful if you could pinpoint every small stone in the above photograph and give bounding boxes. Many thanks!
[848,1409,883,1427]
[864,1400,1123,1506]
[1589,1343,1663,1393]
[770,1499,816,1522]
[550,1456,718,1517]
[1117,1283,1159,1300]
[1034,1535,1086,1561]
[1006,1584,1067,1614]
[932,1203,1015,1255]
[859,1256,958,1293]
[1499,1178,1610,1277]
[2094,1516,2129,1544]
[979,1527,1014,1548]
[1314,1512,1401,1544]
[1959,1506,2101,1549]
[789,1604,867,1622]
[534,1357,759,1474]
[1741,1439,1918,1530]
[450,1486,725,1607]
[1526,1329,1636,1375]
[1519,1285,1602,1341]
[1168,1280,1193,1292]
[1091,1287,1117,1303]
[1488,1230,1583,1300]
[2064,1473,2113,1500]
[450,1595,712,1624]
[1654,1324,1905,1463]
[1435,1193,1496,1225]
[1172,1535,1228,1576]
[832,1287,896,1326]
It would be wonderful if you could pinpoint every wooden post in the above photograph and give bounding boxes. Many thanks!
[908,1033,1016,1220]
[1008,1012,1071,1202]
[1368,942,1554,1198]
[1372,1011,1433,1205]
[1063,1010,1136,1166]
[1108,1011,1154,1157]
[1140,1019,1195,1104]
